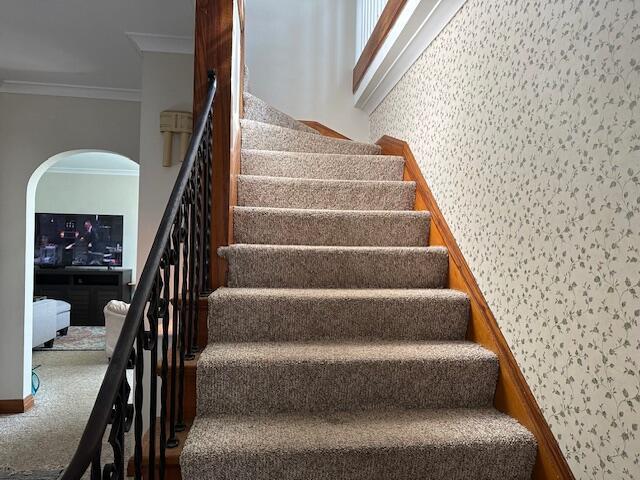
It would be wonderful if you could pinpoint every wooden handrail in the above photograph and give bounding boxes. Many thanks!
[353,0,408,92]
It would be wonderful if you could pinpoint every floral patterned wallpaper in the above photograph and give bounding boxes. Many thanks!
[370,0,640,478]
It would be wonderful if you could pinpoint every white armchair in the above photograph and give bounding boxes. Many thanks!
[104,300,129,359]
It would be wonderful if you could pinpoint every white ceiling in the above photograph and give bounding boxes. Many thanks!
[0,0,194,91]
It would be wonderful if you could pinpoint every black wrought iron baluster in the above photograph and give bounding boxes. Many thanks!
[106,373,131,480]
[202,112,212,291]
[167,209,181,447]
[146,276,161,480]
[187,170,199,356]
[194,158,202,352]
[133,320,145,480]
[177,202,190,429]
[196,146,206,293]
[159,248,171,479]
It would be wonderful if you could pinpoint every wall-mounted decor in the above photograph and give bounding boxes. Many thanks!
[160,110,193,167]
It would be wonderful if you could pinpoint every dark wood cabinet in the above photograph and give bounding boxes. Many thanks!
[34,268,132,326]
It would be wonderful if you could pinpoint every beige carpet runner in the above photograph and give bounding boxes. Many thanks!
[180,92,537,479]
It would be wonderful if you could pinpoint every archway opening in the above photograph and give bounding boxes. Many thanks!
[20,150,138,457]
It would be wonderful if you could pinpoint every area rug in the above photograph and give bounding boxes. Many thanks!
[34,327,105,351]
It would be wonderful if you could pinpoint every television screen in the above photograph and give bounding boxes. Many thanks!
[35,213,124,267]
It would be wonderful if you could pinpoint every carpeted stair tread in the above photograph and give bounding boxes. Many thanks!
[181,408,536,480]
[241,119,382,155]
[220,244,448,288]
[208,287,469,342]
[196,341,499,415]
[237,175,415,211]
[241,149,405,180]
[233,207,430,246]
[243,93,319,135]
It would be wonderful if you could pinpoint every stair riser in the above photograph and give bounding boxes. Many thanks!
[197,357,498,415]
[241,121,381,155]
[241,150,405,181]
[182,444,535,480]
[222,247,448,288]
[237,177,416,211]
[208,293,469,343]
[233,209,430,246]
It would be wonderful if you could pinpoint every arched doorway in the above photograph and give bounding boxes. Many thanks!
[22,149,138,412]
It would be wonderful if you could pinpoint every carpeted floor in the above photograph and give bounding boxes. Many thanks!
[33,327,105,352]
[0,468,63,480]
[0,351,108,474]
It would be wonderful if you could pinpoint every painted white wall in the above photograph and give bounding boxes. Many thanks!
[245,0,370,141]
[35,171,140,271]
[137,52,193,278]
[0,93,139,400]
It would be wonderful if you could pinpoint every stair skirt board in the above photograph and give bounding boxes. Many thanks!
[179,97,541,480]
[376,136,573,478]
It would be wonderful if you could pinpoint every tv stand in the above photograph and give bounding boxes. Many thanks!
[34,268,132,326]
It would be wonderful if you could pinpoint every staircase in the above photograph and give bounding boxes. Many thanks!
[179,92,537,479]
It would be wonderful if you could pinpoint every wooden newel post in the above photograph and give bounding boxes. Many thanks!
[193,0,234,290]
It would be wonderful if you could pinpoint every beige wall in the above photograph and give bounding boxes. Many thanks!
[369,1,639,478]
[137,52,193,278]
[245,0,370,141]
[0,93,139,399]
[35,172,139,271]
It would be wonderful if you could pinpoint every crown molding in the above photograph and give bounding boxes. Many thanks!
[354,0,468,115]
[126,32,194,55]
[47,166,139,177]
[0,80,141,102]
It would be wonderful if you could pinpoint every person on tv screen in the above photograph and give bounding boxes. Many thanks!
[81,220,98,249]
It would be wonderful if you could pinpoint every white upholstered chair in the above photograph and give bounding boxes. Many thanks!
[104,300,129,359]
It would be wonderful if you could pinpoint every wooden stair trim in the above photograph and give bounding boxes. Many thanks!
[194,0,238,290]
[156,353,199,424]
[377,135,574,480]
[175,295,209,349]
[228,0,245,246]
[127,419,190,480]
[300,120,351,140]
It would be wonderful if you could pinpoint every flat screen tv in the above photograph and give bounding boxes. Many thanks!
[35,213,124,267]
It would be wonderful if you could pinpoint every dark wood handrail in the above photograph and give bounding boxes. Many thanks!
[353,0,408,92]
